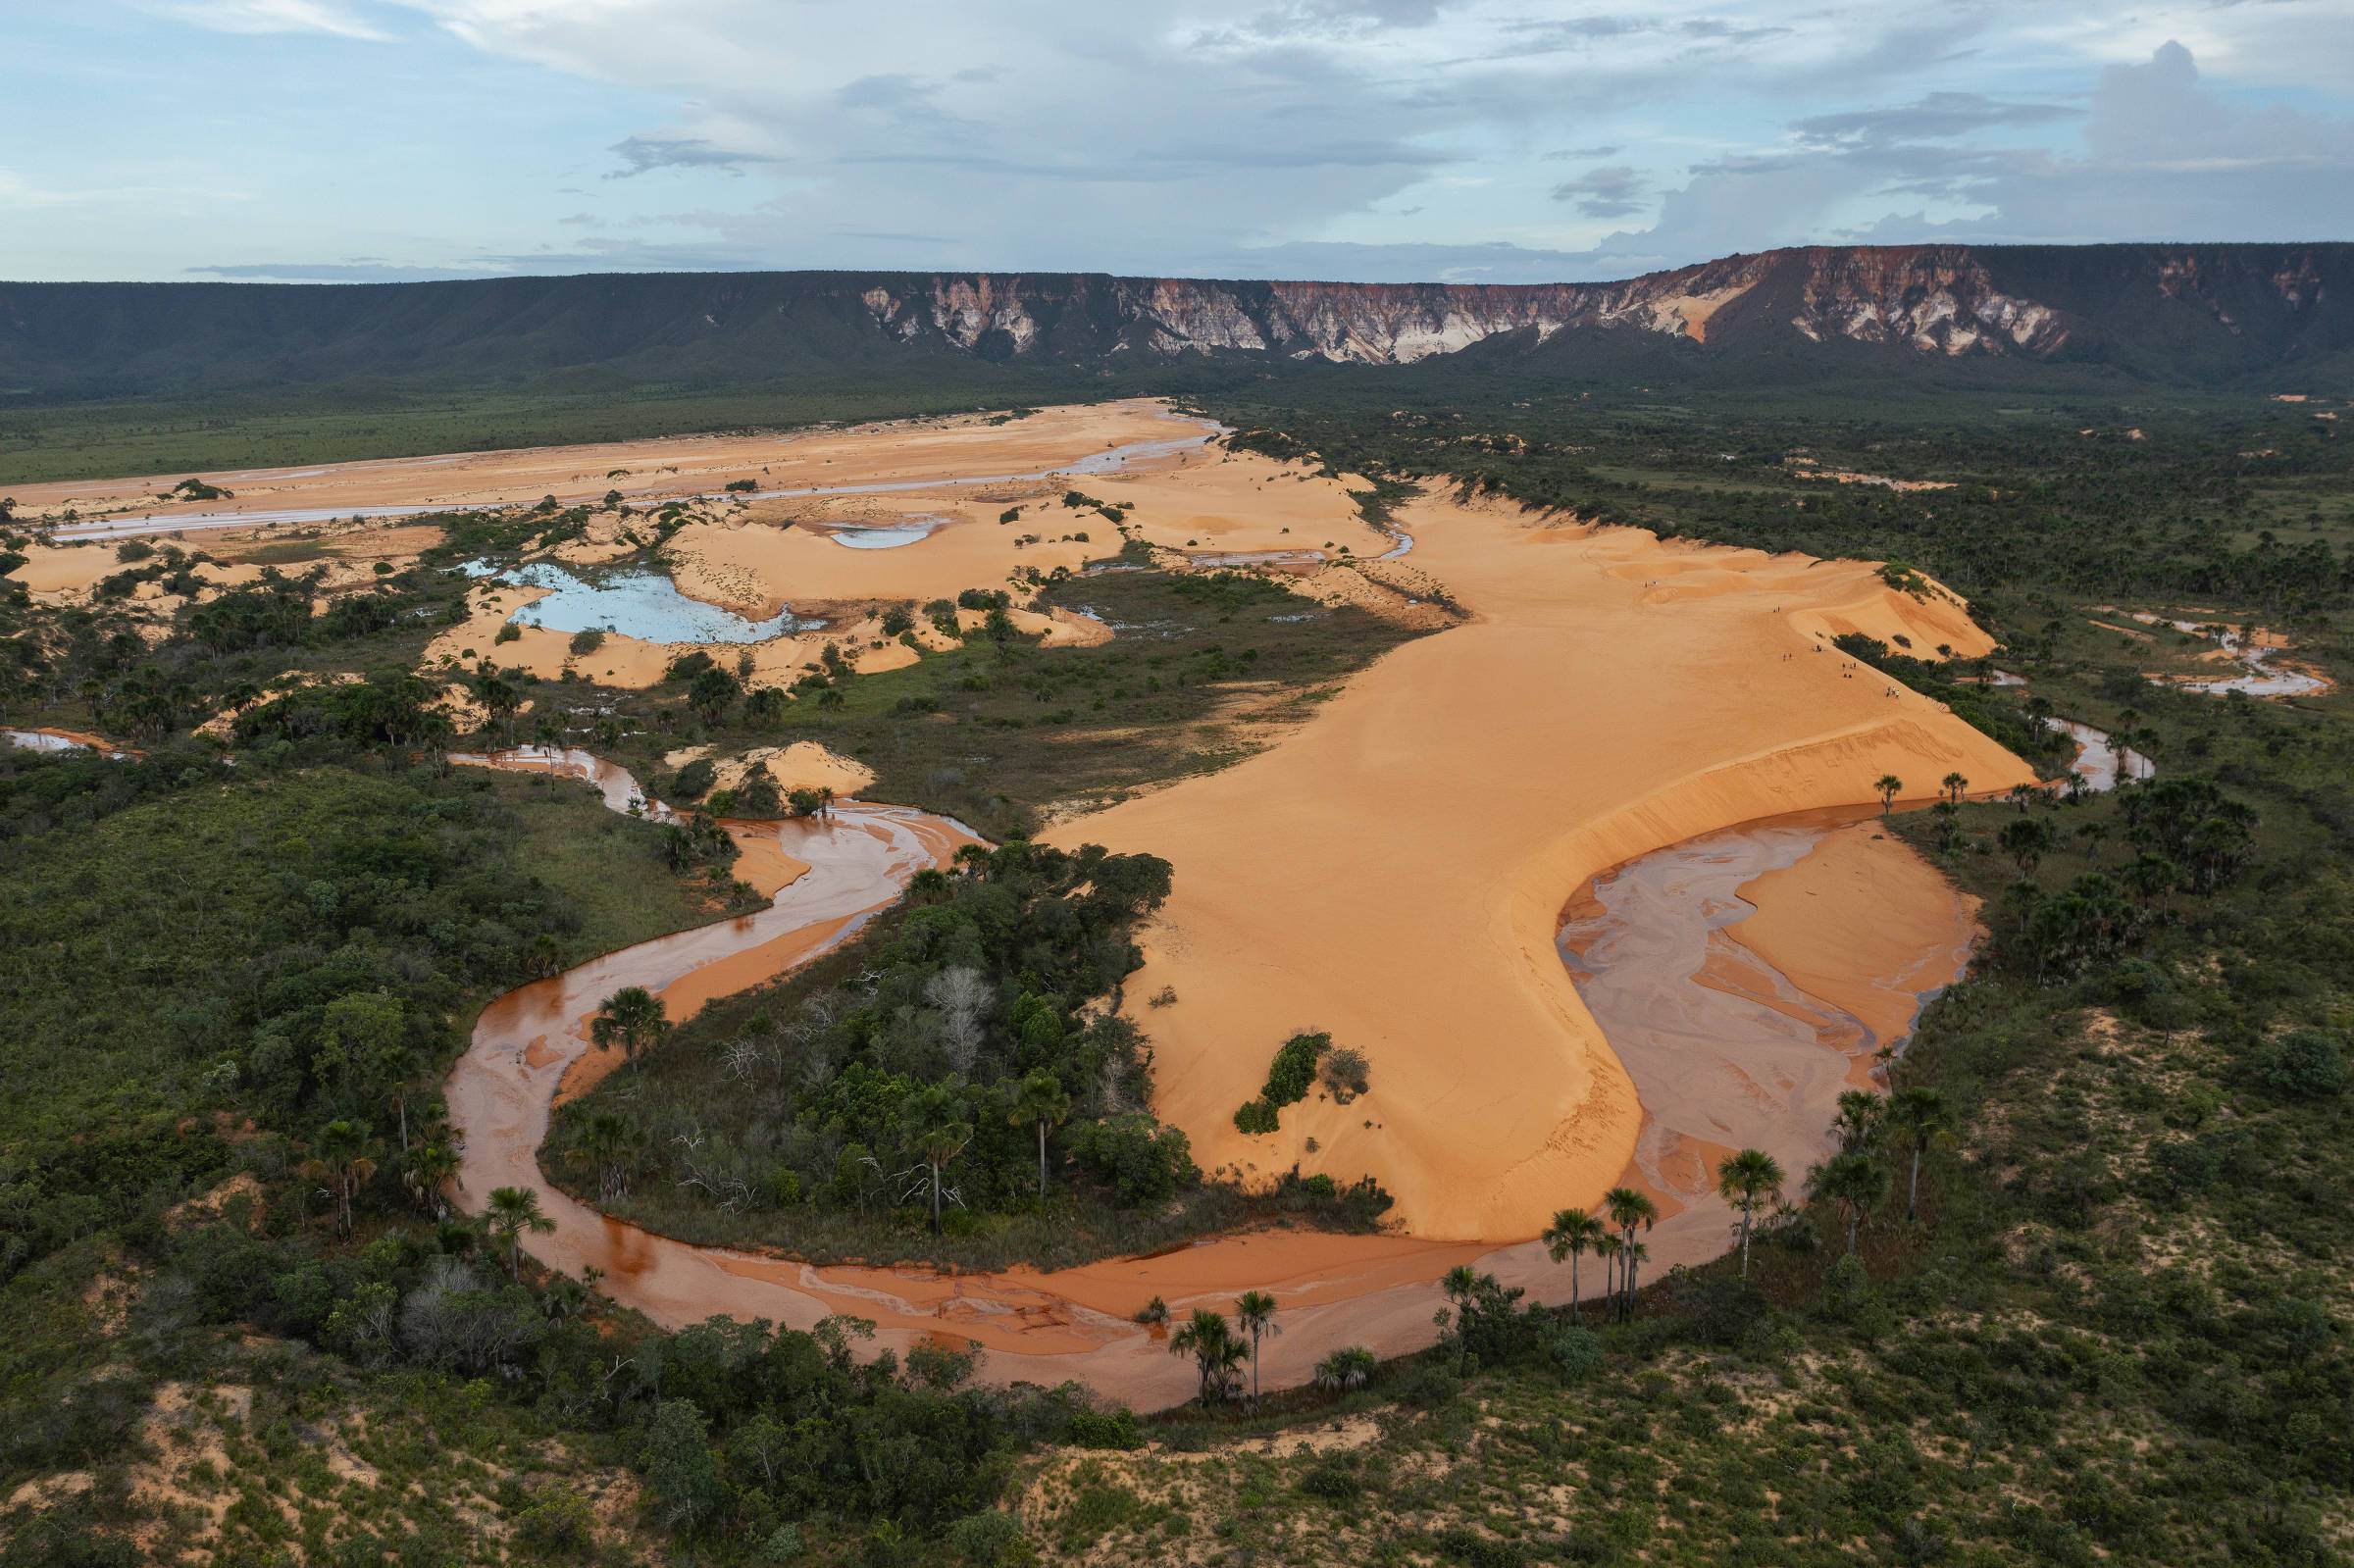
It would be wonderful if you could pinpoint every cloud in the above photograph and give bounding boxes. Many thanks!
[1551,165,1648,219]
[606,136,776,178]
[1792,91,2080,149]
[145,0,389,39]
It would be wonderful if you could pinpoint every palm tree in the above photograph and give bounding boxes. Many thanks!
[1593,1233,1623,1310]
[590,986,670,1076]
[899,1086,972,1234]
[1882,1087,1955,1221]
[566,1110,643,1203]
[1169,1308,1245,1408]
[486,1185,556,1277]
[302,1119,379,1239]
[1441,1265,1482,1374]
[1874,774,1905,816]
[1601,1187,1658,1321]
[1999,815,2055,880]
[1621,1239,1651,1313]
[1808,1151,1886,1253]
[1832,1088,1883,1153]
[1005,1069,1073,1197]
[1234,1290,1281,1408]
[403,1139,462,1220]
[1312,1346,1377,1393]
[1542,1208,1606,1324]
[1715,1148,1787,1279]
[1941,771,1969,804]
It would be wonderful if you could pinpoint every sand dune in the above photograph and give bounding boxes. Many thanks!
[1051,499,2034,1241]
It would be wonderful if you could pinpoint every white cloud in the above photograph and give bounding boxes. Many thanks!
[145,0,391,39]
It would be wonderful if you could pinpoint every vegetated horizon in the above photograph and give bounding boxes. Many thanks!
[0,342,2350,1566]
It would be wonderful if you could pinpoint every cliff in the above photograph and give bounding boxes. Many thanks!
[4,242,2350,399]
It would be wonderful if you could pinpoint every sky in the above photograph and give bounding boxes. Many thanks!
[6,0,2353,285]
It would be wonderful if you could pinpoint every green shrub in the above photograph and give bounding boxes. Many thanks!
[669,759,717,800]
[493,622,522,644]
[761,1521,804,1560]
[1067,1113,1200,1205]
[514,1487,597,1553]
[945,1510,1021,1564]
[1263,1032,1329,1106]
[1551,1327,1604,1383]
[568,628,606,656]
[2256,1030,2346,1097]
[1299,1458,1362,1500]
[1233,1098,1279,1135]
[1068,1407,1145,1449]
[725,479,758,492]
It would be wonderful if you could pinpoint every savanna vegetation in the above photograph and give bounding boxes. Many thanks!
[4,372,2353,1564]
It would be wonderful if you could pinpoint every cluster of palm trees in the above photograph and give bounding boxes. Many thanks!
[1168,1290,1287,1409]
[298,1114,560,1279]
[1529,1085,1958,1319]
[1538,1185,1662,1325]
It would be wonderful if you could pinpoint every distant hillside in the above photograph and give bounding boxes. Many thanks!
[4,243,2351,402]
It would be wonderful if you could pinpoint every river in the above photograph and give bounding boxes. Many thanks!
[440,749,1987,1407]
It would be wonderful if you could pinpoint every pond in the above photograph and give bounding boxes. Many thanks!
[476,561,818,644]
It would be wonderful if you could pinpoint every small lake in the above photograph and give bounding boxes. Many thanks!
[475,561,817,644]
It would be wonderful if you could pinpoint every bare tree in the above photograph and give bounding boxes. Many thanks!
[925,966,992,1076]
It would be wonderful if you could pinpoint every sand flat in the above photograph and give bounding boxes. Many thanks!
[1730,820,1978,1051]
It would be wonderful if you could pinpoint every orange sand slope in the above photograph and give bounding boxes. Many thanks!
[1051,501,2035,1242]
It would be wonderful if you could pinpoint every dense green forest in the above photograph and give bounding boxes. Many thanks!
[3,376,2353,1564]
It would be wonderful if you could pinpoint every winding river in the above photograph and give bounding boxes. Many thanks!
[440,748,1988,1407]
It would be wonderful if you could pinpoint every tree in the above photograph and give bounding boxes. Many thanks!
[1004,1069,1072,1196]
[1602,1186,1659,1321]
[1809,1151,1886,1253]
[1999,815,2056,880]
[590,986,670,1076]
[1440,1265,1482,1373]
[404,1139,462,1220]
[1313,1345,1376,1393]
[1874,774,1904,815]
[486,1185,556,1277]
[471,669,522,744]
[1621,1239,1651,1311]
[316,990,419,1145]
[1235,1290,1281,1408]
[302,1119,379,1239]
[688,666,741,725]
[1883,1087,1954,1221]
[1832,1088,1883,1154]
[1715,1148,1787,1278]
[899,1085,972,1234]
[1941,771,1969,803]
[1542,1208,1605,1324]
[644,1397,727,1534]
[1169,1308,1244,1407]
[1593,1232,1622,1310]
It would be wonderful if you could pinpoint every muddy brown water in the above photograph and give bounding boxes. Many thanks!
[441,754,1975,1405]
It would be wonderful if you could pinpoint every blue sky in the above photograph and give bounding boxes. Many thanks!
[6,0,2352,284]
